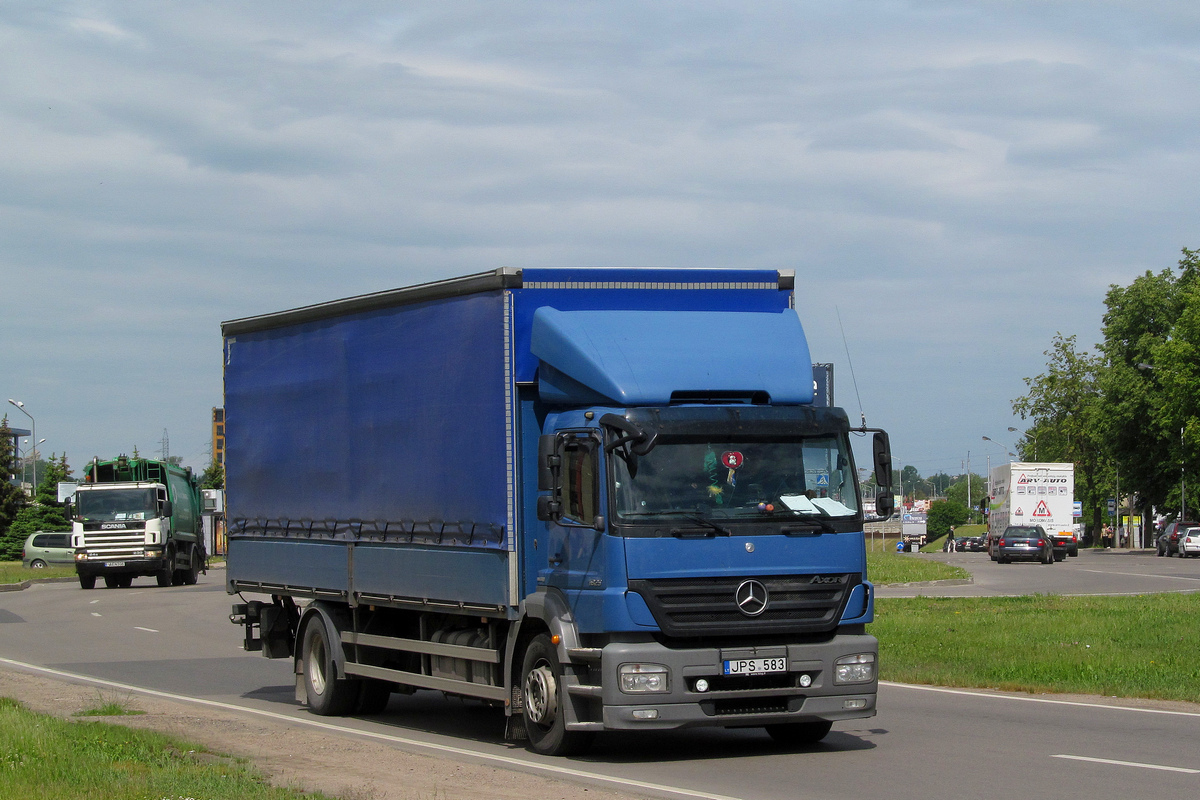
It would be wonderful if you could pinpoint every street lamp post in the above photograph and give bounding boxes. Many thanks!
[7,399,35,493]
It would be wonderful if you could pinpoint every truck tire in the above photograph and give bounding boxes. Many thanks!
[156,547,174,587]
[116,574,133,588]
[301,618,358,716]
[520,634,593,756]
[79,574,96,590]
[182,547,200,585]
[765,720,833,747]
[355,679,392,715]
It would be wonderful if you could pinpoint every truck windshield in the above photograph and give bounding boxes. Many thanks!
[76,488,158,521]
[611,435,859,522]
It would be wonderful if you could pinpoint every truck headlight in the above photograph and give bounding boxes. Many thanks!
[145,547,163,558]
[75,551,88,562]
[834,653,876,685]
[619,663,670,693]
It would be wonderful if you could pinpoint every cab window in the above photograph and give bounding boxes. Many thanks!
[561,438,599,524]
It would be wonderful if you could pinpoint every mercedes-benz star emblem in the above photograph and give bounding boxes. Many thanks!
[735,579,769,617]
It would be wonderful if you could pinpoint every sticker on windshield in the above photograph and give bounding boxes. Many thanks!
[721,451,744,469]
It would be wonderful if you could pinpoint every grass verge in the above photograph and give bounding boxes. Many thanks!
[0,696,333,800]
[874,593,1200,703]
[0,561,76,585]
[866,551,969,585]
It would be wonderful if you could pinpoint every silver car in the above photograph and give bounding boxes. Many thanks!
[22,532,76,569]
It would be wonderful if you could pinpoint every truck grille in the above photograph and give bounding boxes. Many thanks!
[81,532,148,559]
[628,573,858,637]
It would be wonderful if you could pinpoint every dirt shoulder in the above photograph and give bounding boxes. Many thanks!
[0,665,641,800]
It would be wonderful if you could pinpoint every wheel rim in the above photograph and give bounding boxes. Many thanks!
[309,634,328,695]
[524,662,558,726]
[31,561,45,569]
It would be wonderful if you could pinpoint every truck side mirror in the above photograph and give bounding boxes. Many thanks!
[161,500,174,518]
[872,432,893,491]
[875,491,894,518]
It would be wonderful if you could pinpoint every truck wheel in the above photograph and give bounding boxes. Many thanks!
[156,547,174,587]
[765,720,833,747]
[182,548,200,585]
[301,619,358,716]
[520,634,593,756]
[355,679,392,714]
[117,574,133,588]
[79,574,96,590]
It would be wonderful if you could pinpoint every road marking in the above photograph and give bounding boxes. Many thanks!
[882,682,1200,719]
[1052,754,1200,774]
[134,627,158,633]
[89,600,99,604]
[0,657,742,800]
[90,612,101,617]
[1079,568,1200,582]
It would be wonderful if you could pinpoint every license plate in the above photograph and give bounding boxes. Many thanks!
[104,561,125,567]
[723,657,788,675]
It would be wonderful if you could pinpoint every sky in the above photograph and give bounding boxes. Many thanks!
[2,1,1199,482]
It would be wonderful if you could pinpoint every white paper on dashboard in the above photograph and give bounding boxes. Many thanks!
[812,497,854,517]
[779,494,819,513]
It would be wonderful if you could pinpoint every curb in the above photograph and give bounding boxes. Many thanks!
[877,578,974,589]
[0,576,78,593]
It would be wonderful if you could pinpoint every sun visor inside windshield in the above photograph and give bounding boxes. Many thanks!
[530,307,814,406]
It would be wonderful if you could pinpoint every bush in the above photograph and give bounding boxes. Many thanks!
[0,505,68,560]
[927,499,970,542]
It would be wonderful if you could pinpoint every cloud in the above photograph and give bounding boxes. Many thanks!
[1,1,1198,473]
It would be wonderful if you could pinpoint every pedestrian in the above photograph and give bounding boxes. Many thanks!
[945,525,956,552]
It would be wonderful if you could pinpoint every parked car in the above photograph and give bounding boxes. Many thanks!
[994,525,1054,565]
[1156,521,1198,557]
[967,536,987,552]
[22,532,76,569]
[1179,527,1200,558]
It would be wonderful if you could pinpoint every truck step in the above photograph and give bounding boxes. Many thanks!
[565,721,605,732]
[566,647,603,662]
[566,683,602,698]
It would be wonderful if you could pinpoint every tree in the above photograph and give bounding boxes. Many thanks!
[199,459,224,490]
[0,415,26,542]
[945,473,987,517]
[0,453,70,560]
[1012,334,1112,539]
[927,499,969,541]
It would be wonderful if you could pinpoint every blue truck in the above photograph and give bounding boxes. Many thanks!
[225,268,893,756]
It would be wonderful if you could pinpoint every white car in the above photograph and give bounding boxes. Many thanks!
[1180,527,1200,557]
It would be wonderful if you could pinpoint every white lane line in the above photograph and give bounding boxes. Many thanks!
[90,612,101,617]
[0,657,741,800]
[134,627,158,633]
[1079,569,1200,582]
[1052,754,1200,774]
[89,600,99,604]
[882,682,1200,719]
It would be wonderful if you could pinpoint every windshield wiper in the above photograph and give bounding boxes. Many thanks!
[781,517,837,534]
[620,511,732,536]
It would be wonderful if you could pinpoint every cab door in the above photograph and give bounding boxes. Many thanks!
[540,431,608,604]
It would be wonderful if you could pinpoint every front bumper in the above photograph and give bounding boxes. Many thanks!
[76,556,167,576]
[576,633,878,731]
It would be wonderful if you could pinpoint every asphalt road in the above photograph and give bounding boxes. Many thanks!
[878,547,1200,598]
[2,558,1199,800]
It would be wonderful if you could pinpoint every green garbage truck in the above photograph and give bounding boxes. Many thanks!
[72,456,205,589]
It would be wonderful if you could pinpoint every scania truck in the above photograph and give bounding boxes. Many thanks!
[73,456,206,589]
[225,268,893,755]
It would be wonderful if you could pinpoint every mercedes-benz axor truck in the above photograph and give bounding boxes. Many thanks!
[225,268,893,756]
[73,456,206,589]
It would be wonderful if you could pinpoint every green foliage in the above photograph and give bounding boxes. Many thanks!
[927,499,969,540]
[199,458,224,490]
[0,415,28,545]
[0,505,69,560]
